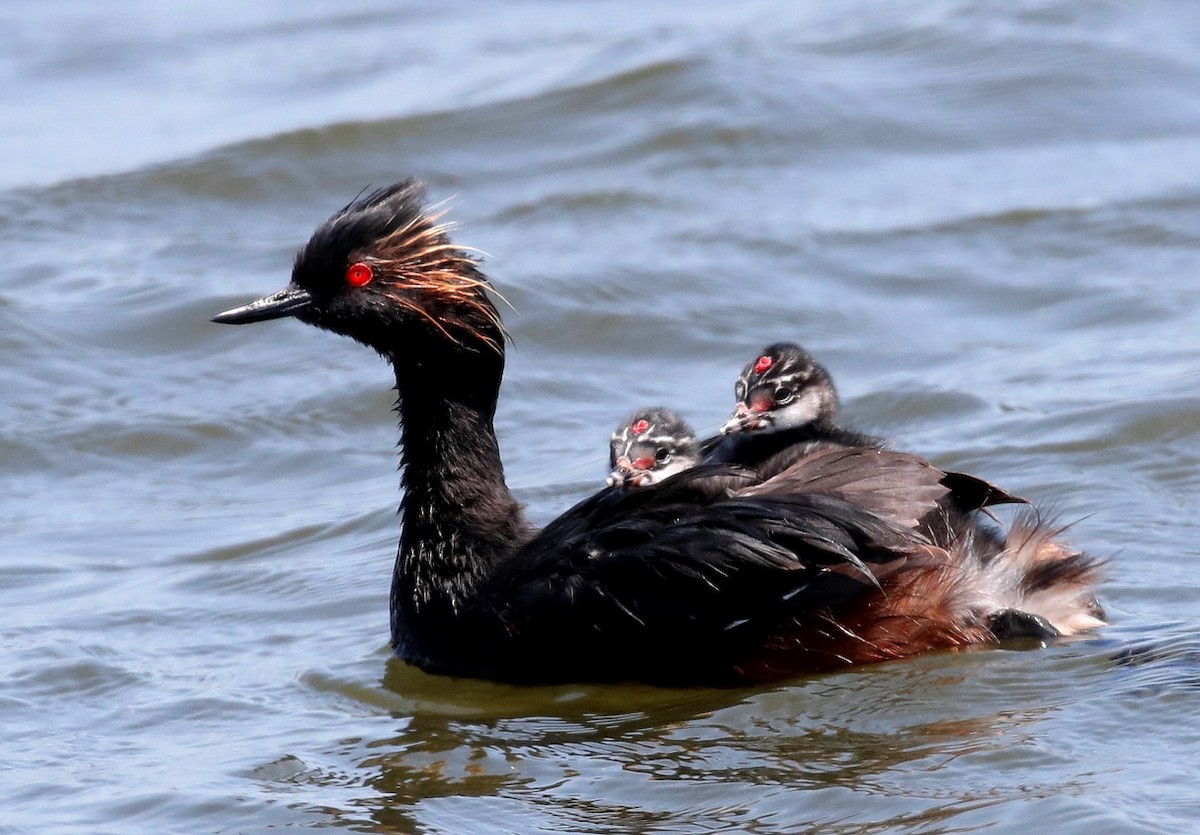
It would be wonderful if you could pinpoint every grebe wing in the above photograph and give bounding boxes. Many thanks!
[747,446,1027,524]
[740,447,950,530]
[939,469,1028,511]
[495,469,925,662]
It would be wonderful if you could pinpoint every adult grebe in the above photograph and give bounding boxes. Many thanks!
[212,180,1105,684]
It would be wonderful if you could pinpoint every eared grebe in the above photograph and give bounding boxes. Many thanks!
[721,343,879,444]
[711,343,883,476]
[607,408,705,488]
[212,180,1105,684]
[708,343,1090,640]
[709,343,1024,521]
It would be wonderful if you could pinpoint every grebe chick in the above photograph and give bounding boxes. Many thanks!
[607,408,705,488]
[707,343,883,483]
[211,180,1105,684]
[720,342,878,447]
[711,343,1022,513]
[711,343,1073,639]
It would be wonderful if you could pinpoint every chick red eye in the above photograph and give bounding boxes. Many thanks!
[345,262,374,287]
[655,448,671,462]
[774,387,794,405]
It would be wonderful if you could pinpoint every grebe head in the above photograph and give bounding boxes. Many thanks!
[212,179,504,360]
[720,342,839,435]
[607,407,702,488]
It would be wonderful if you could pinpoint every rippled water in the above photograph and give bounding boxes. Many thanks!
[4,2,1200,832]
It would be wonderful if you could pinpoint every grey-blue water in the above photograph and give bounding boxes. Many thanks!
[3,2,1199,832]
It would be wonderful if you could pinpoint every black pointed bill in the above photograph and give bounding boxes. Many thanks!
[211,286,314,325]
[720,409,772,435]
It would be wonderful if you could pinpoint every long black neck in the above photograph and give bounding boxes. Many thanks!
[388,342,528,661]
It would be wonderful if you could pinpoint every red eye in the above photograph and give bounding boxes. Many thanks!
[754,355,772,374]
[345,262,374,287]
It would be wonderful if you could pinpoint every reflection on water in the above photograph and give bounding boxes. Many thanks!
[280,650,1102,832]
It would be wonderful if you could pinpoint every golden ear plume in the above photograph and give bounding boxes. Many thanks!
[373,209,511,353]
